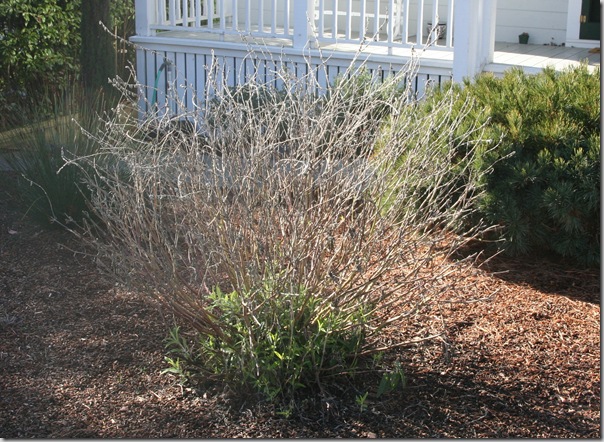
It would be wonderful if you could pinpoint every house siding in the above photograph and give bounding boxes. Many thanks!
[495,0,569,45]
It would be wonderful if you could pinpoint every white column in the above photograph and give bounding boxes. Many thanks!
[480,0,497,66]
[293,0,316,49]
[135,0,158,36]
[452,0,478,82]
[452,0,496,83]
[566,0,582,43]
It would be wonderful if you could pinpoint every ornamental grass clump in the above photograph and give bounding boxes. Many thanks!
[4,85,113,227]
[74,54,493,401]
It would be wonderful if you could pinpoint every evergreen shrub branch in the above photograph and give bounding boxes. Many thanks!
[419,65,600,266]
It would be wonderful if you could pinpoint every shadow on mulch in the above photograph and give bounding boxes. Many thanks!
[483,256,599,305]
[390,367,599,438]
[456,242,600,305]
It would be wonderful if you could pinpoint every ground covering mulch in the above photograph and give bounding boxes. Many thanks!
[0,173,600,438]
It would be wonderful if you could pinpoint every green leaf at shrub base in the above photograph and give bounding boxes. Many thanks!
[164,283,369,401]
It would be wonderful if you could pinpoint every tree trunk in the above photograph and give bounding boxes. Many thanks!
[80,0,116,94]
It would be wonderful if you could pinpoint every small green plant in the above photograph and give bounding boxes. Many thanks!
[164,282,369,400]
[161,356,189,384]
[376,361,406,398]
[355,391,369,412]
[275,403,295,419]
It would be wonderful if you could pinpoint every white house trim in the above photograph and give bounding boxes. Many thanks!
[566,0,600,48]
[451,0,497,82]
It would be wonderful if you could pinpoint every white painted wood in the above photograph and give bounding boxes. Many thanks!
[167,50,179,116]
[135,0,157,36]
[132,33,454,116]
[169,0,176,26]
[194,53,207,109]
[415,0,424,43]
[142,0,458,51]
[452,0,478,82]
[428,0,438,44]
[333,0,339,40]
[271,0,277,34]
[480,0,497,66]
[318,0,325,39]
[257,0,264,32]
[445,0,453,48]
[283,0,290,35]
[181,0,188,27]
[452,0,498,82]
[313,0,454,50]
[373,0,380,36]
[565,0,600,48]
[566,0,582,43]
[244,1,251,32]
[131,0,599,118]
[401,0,410,42]
[175,52,187,114]
[150,0,293,41]
[293,0,315,48]
[207,0,214,29]
[185,52,196,111]
[231,0,237,31]
[359,0,366,39]
[194,0,201,27]
[158,0,167,23]
[495,0,568,45]
[136,48,148,119]
[485,41,599,76]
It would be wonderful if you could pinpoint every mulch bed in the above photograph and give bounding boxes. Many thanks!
[0,173,600,438]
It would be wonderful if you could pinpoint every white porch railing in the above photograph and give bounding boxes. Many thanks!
[150,0,295,40]
[138,0,454,50]
[133,0,498,115]
[314,0,454,50]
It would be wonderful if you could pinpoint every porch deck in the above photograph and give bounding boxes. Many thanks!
[148,28,455,64]
[485,42,600,76]
[138,29,599,85]
[147,29,600,74]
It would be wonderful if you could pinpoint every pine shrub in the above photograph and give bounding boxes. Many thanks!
[420,65,600,266]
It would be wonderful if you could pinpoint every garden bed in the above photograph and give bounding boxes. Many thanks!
[0,171,600,438]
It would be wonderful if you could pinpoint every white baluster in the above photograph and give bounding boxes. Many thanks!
[416,0,424,44]
[169,0,176,26]
[195,0,201,27]
[345,0,352,40]
[182,0,188,26]
[293,0,315,48]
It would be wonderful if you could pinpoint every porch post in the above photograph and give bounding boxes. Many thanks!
[452,0,497,83]
[293,0,316,49]
[480,0,497,66]
[135,0,157,37]
[452,0,478,82]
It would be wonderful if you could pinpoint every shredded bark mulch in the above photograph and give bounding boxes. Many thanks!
[0,174,600,438]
